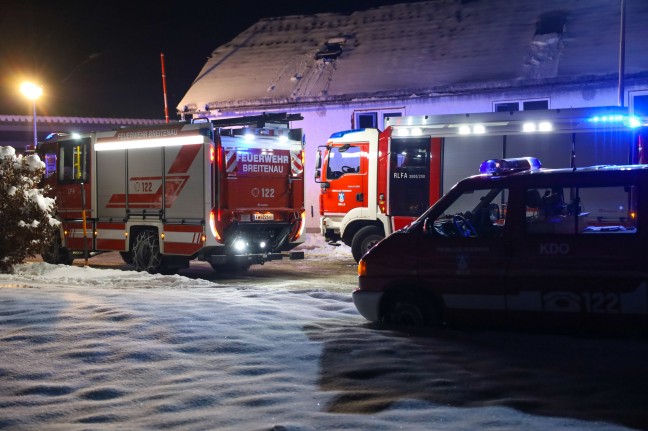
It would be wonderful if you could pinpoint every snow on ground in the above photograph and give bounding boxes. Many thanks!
[1,236,647,430]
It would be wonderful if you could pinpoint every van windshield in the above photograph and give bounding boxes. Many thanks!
[425,187,508,238]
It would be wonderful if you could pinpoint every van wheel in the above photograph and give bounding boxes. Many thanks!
[132,230,164,274]
[351,226,384,263]
[41,232,74,265]
[387,293,441,328]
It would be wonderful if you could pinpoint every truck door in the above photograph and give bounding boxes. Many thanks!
[55,137,91,219]
[322,143,368,213]
[388,137,438,230]
[53,137,92,252]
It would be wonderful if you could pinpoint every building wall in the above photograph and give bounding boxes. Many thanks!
[214,80,648,231]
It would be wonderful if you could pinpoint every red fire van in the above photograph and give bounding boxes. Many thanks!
[354,157,648,331]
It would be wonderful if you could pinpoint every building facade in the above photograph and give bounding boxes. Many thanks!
[178,0,648,230]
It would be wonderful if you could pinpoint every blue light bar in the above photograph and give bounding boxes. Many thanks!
[588,114,642,129]
[479,157,542,175]
[329,128,365,139]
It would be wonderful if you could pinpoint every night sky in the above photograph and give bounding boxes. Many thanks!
[0,1,412,120]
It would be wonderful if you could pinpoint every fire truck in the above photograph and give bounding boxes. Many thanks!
[315,106,647,262]
[37,113,306,274]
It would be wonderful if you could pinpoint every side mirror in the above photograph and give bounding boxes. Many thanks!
[320,182,330,189]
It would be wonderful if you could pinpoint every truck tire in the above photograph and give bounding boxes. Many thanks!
[119,251,133,265]
[351,226,384,263]
[41,232,74,265]
[132,230,165,274]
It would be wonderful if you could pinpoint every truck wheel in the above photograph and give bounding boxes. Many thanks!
[351,226,384,263]
[132,230,164,274]
[119,251,133,265]
[41,232,74,265]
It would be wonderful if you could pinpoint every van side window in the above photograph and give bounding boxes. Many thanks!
[526,186,637,234]
[427,188,508,238]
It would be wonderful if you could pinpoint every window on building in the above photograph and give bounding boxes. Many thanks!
[354,110,405,129]
[494,99,549,112]
[382,112,403,129]
[523,100,549,110]
[495,102,519,112]
[383,112,401,122]
[631,94,648,117]
[356,112,378,129]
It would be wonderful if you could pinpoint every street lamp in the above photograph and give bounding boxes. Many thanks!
[20,82,43,151]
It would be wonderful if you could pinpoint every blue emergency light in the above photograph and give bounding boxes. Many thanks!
[588,114,642,129]
[329,128,366,139]
[479,157,542,175]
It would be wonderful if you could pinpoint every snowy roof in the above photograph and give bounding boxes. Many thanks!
[179,0,648,113]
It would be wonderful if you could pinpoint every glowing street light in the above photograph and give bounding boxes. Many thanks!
[20,82,43,151]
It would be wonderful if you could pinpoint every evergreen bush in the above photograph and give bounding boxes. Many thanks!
[0,146,59,273]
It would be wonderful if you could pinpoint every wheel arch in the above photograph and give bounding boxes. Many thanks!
[341,219,385,246]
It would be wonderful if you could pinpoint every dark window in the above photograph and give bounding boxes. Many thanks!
[633,95,648,117]
[495,102,520,112]
[523,100,549,110]
[389,137,430,217]
[494,100,549,112]
[356,112,378,129]
[383,112,402,123]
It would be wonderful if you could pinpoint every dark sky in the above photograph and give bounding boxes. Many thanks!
[0,0,411,120]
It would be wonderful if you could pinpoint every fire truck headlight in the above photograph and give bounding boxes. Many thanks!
[234,239,247,252]
[259,241,267,249]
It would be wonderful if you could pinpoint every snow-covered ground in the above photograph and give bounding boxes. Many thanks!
[1,235,647,430]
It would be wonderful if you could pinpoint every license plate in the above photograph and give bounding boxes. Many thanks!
[253,213,274,221]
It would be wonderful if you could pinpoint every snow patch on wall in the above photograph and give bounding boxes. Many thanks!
[521,33,564,80]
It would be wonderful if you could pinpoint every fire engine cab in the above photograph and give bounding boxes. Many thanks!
[37,113,306,274]
[354,157,648,332]
[315,106,646,262]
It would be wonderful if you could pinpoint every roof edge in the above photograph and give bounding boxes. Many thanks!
[192,72,648,114]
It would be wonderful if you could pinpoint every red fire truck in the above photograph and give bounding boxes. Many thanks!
[37,113,306,274]
[315,106,646,262]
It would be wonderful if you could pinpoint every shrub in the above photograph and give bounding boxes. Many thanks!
[0,146,59,273]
